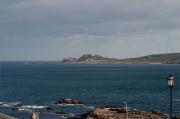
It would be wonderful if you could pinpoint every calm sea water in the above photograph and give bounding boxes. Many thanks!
[0,62,180,119]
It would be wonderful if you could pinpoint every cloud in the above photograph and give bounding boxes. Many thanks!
[1,0,180,37]
[1,0,180,60]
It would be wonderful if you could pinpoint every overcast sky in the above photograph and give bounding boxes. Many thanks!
[1,0,180,61]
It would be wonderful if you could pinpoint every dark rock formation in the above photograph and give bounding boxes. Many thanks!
[14,103,23,108]
[46,106,54,110]
[55,98,84,105]
[77,54,94,62]
[54,111,68,115]
[173,116,180,119]
[76,54,107,62]
[62,57,77,63]
[152,110,161,115]
[69,108,168,119]
[62,54,110,64]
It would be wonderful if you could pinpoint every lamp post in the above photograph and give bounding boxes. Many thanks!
[167,75,176,119]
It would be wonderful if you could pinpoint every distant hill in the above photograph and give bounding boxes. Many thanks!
[62,53,180,64]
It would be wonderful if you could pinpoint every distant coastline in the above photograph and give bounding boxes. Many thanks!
[62,53,180,64]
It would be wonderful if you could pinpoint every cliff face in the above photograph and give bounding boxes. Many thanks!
[62,57,77,63]
[62,54,111,64]
[62,53,180,64]
[77,54,106,62]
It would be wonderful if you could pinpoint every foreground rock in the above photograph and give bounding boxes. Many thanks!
[55,98,84,105]
[173,116,180,119]
[31,112,39,119]
[0,113,17,119]
[70,108,168,119]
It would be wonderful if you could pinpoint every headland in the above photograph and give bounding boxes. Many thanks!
[62,53,180,64]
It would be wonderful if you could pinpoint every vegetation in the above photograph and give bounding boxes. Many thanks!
[62,53,180,64]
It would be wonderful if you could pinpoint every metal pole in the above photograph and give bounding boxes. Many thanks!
[123,101,128,119]
[170,87,172,119]
[125,103,128,119]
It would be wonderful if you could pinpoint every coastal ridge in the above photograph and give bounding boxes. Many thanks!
[62,53,180,64]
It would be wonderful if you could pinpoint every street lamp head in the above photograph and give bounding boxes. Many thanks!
[167,75,176,88]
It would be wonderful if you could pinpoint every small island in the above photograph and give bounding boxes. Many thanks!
[62,53,180,64]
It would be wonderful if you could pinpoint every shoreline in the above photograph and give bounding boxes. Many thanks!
[70,107,180,119]
[0,99,179,119]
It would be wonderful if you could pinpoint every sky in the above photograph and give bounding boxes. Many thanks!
[1,0,180,61]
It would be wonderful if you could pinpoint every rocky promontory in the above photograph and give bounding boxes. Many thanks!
[70,108,169,119]
[55,98,84,105]
[62,53,180,64]
[62,54,110,64]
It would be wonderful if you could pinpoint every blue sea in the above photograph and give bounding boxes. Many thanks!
[0,62,180,119]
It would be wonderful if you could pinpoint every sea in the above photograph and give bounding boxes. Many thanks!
[0,62,180,119]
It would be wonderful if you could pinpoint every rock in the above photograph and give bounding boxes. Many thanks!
[152,110,161,115]
[63,54,109,64]
[31,112,39,119]
[117,108,126,113]
[46,106,54,110]
[14,103,23,108]
[54,111,68,115]
[11,107,18,111]
[11,102,23,110]
[62,57,77,63]
[68,116,84,119]
[70,108,167,119]
[173,115,180,119]
[77,54,93,62]
[55,98,84,105]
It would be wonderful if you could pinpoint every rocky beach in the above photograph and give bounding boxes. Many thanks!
[71,108,165,119]
[71,107,180,119]
[1,98,179,119]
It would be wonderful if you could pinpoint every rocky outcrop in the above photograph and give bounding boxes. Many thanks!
[62,57,77,63]
[76,54,94,62]
[31,112,39,119]
[70,108,168,119]
[173,116,180,119]
[55,98,84,105]
[77,54,107,62]
[62,54,112,64]
[62,53,180,64]
[0,113,17,119]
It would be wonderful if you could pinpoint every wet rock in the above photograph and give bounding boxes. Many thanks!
[152,110,161,115]
[69,116,84,119]
[9,102,23,110]
[46,106,53,110]
[54,111,68,115]
[11,107,18,111]
[173,115,180,119]
[14,103,23,108]
[31,112,39,119]
[55,98,84,105]
[117,108,126,113]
